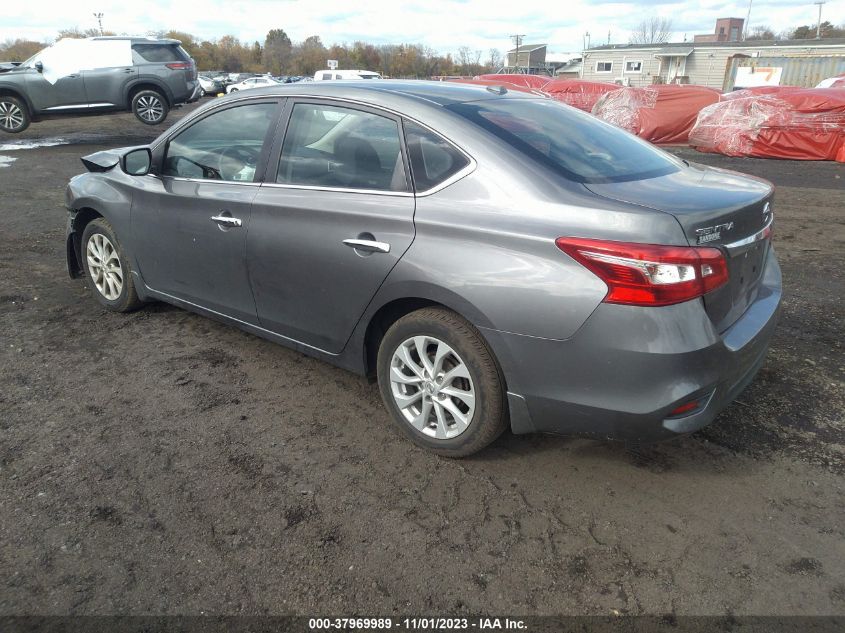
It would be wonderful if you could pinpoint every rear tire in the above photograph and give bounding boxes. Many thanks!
[0,96,30,133]
[131,89,169,125]
[377,307,508,457]
[81,218,143,312]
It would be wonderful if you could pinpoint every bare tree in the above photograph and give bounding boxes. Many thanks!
[746,25,776,40]
[487,48,502,71]
[629,17,673,44]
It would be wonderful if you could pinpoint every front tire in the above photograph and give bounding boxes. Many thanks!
[81,218,143,312]
[377,307,508,457]
[0,96,30,133]
[131,89,169,125]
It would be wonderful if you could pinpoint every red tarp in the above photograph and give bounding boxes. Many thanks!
[689,87,845,160]
[541,79,621,112]
[591,84,721,144]
[474,73,552,90]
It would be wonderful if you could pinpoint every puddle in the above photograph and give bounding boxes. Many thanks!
[0,155,17,168]
[0,138,69,151]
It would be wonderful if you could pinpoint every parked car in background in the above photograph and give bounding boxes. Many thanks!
[0,36,199,133]
[313,69,382,81]
[198,75,223,96]
[226,75,281,93]
[64,81,781,457]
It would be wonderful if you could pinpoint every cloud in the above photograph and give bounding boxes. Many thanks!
[3,0,843,54]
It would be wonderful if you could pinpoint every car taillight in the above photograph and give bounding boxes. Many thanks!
[555,237,729,307]
[166,62,191,70]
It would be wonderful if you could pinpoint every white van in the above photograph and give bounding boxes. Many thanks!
[313,69,382,81]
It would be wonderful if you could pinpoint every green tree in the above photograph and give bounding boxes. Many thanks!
[263,29,292,75]
[790,21,845,39]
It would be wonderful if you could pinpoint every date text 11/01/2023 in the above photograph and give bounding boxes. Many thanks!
[308,618,527,630]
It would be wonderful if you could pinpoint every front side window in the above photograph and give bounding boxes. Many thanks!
[277,103,408,192]
[447,98,680,184]
[404,121,470,191]
[596,61,613,73]
[163,102,277,181]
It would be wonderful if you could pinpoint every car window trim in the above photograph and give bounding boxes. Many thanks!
[264,97,413,197]
[152,92,477,196]
[155,97,285,185]
[400,118,476,197]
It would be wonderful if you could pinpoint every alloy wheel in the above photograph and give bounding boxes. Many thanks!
[136,95,164,122]
[389,335,475,440]
[0,100,24,131]
[86,233,123,300]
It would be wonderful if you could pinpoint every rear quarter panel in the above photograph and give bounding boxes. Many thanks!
[371,145,690,342]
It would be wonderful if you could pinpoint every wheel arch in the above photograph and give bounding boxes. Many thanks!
[357,282,499,379]
[67,207,104,278]
[0,85,34,117]
[125,80,173,108]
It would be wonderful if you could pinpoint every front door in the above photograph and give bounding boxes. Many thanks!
[24,67,87,112]
[248,100,416,353]
[130,99,282,323]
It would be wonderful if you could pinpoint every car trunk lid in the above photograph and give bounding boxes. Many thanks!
[584,162,774,332]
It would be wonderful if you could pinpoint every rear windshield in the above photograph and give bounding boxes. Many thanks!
[447,98,680,184]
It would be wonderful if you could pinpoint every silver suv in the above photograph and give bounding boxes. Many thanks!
[0,36,199,133]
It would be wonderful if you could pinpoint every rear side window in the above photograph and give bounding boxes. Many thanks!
[404,121,469,192]
[277,103,408,192]
[132,44,182,63]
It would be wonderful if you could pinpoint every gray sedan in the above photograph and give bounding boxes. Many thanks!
[65,81,781,456]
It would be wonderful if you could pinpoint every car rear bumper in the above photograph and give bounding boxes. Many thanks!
[482,247,782,443]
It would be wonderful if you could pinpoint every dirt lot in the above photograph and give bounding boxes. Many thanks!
[1,103,843,617]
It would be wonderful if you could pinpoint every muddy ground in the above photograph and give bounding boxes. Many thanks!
[0,103,843,617]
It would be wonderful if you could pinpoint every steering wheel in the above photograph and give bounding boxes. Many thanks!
[217,145,261,181]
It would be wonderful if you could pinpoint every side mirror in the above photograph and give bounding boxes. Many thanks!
[122,147,152,176]
[34,61,44,73]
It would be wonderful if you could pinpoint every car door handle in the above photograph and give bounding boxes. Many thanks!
[343,239,390,253]
[211,215,242,227]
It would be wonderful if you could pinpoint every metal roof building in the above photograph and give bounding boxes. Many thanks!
[580,38,845,89]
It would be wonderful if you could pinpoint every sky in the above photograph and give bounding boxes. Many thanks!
[4,0,844,54]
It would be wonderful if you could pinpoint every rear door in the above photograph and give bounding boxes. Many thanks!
[247,99,415,353]
[131,98,282,323]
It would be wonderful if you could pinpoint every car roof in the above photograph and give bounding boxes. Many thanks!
[90,36,182,45]
[239,80,543,107]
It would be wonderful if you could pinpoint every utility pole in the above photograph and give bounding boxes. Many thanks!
[510,34,525,73]
[93,12,104,35]
[814,1,826,39]
[743,0,753,39]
